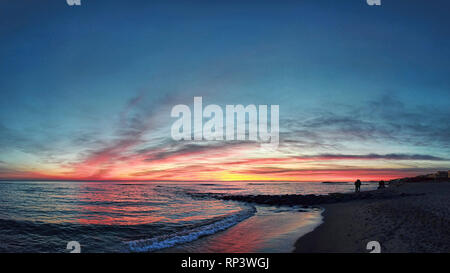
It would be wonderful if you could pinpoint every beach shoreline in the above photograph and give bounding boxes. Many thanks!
[294,181,450,253]
[196,179,450,253]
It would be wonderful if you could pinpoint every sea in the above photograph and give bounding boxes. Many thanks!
[0,181,377,253]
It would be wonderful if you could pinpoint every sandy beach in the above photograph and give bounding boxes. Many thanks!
[294,181,450,253]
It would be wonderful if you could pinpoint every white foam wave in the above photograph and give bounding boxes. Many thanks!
[126,206,256,252]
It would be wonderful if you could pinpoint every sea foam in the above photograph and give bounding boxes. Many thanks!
[126,205,256,252]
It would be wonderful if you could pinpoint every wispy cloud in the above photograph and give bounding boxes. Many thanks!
[280,95,450,155]
[300,153,447,161]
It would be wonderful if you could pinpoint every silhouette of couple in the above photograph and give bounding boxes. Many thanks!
[354,179,361,192]
[354,179,386,192]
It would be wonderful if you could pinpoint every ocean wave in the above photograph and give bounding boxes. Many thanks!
[126,205,256,252]
[211,187,243,191]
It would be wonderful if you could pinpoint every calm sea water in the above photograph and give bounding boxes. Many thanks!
[0,181,376,253]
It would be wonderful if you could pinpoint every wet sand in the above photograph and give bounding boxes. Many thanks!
[294,181,450,253]
[162,205,323,253]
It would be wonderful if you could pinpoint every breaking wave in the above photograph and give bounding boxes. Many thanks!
[126,205,256,252]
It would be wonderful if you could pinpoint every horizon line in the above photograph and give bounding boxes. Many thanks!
[0,178,372,183]
[0,178,403,183]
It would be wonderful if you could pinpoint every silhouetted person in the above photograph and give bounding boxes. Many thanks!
[355,179,361,192]
[378,180,385,189]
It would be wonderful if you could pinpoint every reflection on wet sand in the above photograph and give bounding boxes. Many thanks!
[162,206,323,253]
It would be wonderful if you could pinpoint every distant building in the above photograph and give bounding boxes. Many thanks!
[435,171,449,179]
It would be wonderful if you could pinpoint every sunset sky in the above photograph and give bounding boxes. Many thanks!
[1,0,449,181]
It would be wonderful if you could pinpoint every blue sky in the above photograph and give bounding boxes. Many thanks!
[0,0,449,181]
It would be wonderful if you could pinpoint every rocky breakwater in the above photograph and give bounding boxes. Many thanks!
[189,189,425,207]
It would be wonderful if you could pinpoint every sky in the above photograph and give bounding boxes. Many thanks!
[0,0,449,181]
